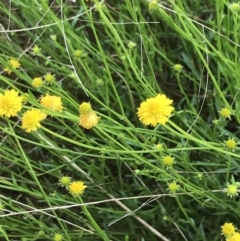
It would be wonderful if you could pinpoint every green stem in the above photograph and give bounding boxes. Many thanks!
[79,196,110,241]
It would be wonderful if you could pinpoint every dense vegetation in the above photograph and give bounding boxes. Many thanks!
[0,1,240,241]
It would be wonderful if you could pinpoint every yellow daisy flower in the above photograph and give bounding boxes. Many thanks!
[0,89,23,117]
[228,232,240,241]
[53,233,63,241]
[22,109,47,133]
[168,181,180,193]
[137,94,174,126]
[59,176,71,187]
[3,59,21,74]
[173,64,183,72]
[226,183,238,198]
[79,111,99,129]
[44,72,55,84]
[219,107,231,119]
[230,3,240,11]
[73,49,83,57]
[40,94,63,113]
[31,77,43,88]
[162,155,175,167]
[127,41,136,49]
[149,0,158,11]
[32,45,41,55]
[79,102,92,114]
[221,222,236,237]
[225,138,237,149]
[69,181,87,196]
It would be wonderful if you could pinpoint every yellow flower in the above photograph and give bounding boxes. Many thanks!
[212,119,219,125]
[73,49,83,57]
[79,111,99,129]
[168,181,180,193]
[96,78,104,86]
[226,183,238,198]
[228,232,240,241]
[230,3,240,11]
[59,176,71,187]
[137,94,174,126]
[219,107,231,119]
[69,181,87,196]
[22,109,47,133]
[79,102,92,114]
[32,45,41,55]
[162,155,175,167]
[225,138,237,149]
[197,173,203,180]
[50,34,57,41]
[173,64,183,72]
[31,77,43,88]
[153,143,163,150]
[40,94,63,113]
[53,233,63,241]
[44,72,55,84]
[149,0,158,11]
[3,59,21,74]
[127,41,136,49]
[0,89,23,117]
[221,222,236,237]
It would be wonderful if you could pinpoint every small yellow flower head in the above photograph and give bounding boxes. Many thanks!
[228,232,240,241]
[79,111,100,129]
[230,3,240,11]
[162,155,175,167]
[212,119,219,125]
[96,78,104,86]
[40,94,63,113]
[21,93,29,103]
[44,72,55,84]
[32,77,43,88]
[0,89,23,117]
[173,64,183,72]
[53,233,63,241]
[127,41,136,49]
[149,0,158,11]
[59,176,71,187]
[168,181,180,193]
[3,59,21,74]
[69,181,87,196]
[221,222,236,237]
[226,183,238,198]
[153,143,163,150]
[79,102,92,114]
[197,173,203,180]
[32,45,41,55]
[225,138,237,149]
[73,49,86,58]
[137,94,174,126]
[22,109,47,133]
[50,34,57,41]
[219,107,231,119]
